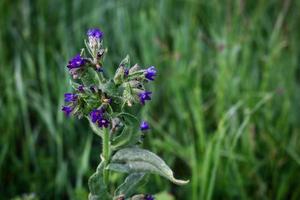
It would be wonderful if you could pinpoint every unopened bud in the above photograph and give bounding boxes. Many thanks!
[114,66,125,85]
[129,63,141,74]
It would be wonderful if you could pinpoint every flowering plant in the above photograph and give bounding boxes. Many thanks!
[62,28,188,200]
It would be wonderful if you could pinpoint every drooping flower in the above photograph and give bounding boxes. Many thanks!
[62,106,72,116]
[144,66,157,81]
[138,91,152,105]
[140,121,150,131]
[64,93,78,102]
[144,194,155,200]
[67,54,85,69]
[87,28,103,40]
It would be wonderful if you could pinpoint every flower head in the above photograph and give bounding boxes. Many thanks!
[90,108,109,128]
[62,106,72,116]
[64,93,78,102]
[124,68,129,77]
[67,54,85,69]
[144,194,155,200]
[77,85,84,92]
[98,118,110,128]
[90,108,104,123]
[87,28,103,40]
[140,121,150,131]
[138,91,152,105]
[145,66,157,81]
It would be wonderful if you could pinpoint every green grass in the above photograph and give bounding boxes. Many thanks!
[1,0,300,199]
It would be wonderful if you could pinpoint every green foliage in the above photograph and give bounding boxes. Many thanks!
[88,162,111,200]
[114,173,146,198]
[1,0,300,199]
[108,148,188,185]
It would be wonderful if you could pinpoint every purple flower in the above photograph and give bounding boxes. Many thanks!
[145,66,157,81]
[124,68,129,77]
[90,108,104,123]
[145,194,154,200]
[67,54,85,69]
[78,85,84,92]
[87,28,103,40]
[62,106,72,116]
[138,91,152,105]
[98,118,110,128]
[90,108,109,128]
[64,93,77,102]
[140,121,150,131]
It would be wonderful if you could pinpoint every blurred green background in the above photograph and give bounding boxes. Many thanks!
[1,0,300,199]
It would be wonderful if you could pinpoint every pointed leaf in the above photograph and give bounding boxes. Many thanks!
[119,55,130,68]
[107,148,189,185]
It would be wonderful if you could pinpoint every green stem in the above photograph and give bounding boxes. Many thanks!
[102,128,110,185]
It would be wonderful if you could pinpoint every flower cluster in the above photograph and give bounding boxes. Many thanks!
[62,28,157,132]
[61,28,187,200]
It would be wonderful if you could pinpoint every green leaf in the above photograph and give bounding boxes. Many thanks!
[114,173,146,198]
[80,67,101,87]
[111,126,134,150]
[114,66,125,85]
[88,118,104,137]
[100,79,119,97]
[111,113,140,150]
[119,54,130,68]
[107,148,189,185]
[88,162,111,200]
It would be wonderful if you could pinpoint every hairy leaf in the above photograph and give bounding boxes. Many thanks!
[111,113,140,150]
[114,173,146,198]
[80,67,101,87]
[107,148,189,185]
[119,54,130,68]
[88,118,104,137]
[88,162,111,200]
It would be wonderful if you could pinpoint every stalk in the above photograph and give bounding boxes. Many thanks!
[102,128,110,185]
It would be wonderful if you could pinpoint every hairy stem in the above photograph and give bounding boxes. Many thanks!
[102,128,110,185]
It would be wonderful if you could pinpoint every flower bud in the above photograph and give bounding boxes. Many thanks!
[129,63,141,74]
[114,66,125,85]
[128,80,143,88]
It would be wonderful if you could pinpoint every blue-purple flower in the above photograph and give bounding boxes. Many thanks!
[138,91,152,105]
[140,121,150,131]
[62,106,72,116]
[64,93,78,102]
[90,108,110,128]
[87,28,103,40]
[145,66,157,81]
[98,118,110,128]
[144,194,154,200]
[90,108,104,123]
[124,68,129,77]
[77,85,84,92]
[67,54,86,69]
